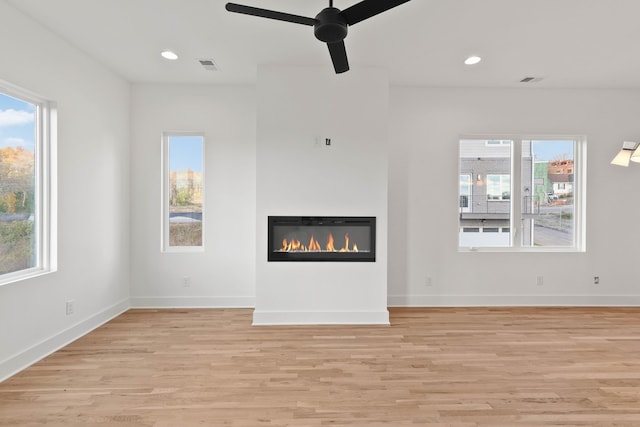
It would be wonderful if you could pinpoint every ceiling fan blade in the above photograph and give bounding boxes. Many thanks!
[340,0,411,26]
[225,3,316,26]
[327,41,349,74]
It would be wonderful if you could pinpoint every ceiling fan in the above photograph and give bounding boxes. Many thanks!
[225,0,412,74]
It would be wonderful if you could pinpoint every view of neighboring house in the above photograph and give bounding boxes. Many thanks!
[459,139,514,246]
[547,159,574,198]
[460,140,575,248]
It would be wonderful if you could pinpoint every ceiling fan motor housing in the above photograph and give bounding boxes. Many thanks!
[314,7,348,43]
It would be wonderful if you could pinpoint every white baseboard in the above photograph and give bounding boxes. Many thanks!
[0,297,130,382]
[388,294,640,307]
[252,310,390,325]
[130,296,255,308]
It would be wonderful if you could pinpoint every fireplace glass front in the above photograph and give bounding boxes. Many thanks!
[268,216,376,262]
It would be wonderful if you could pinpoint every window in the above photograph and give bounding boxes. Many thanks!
[0,81,55,284]
[459,137,585,251]
[162,133,204,251]
[487,174,510,200]
[459,174,471,212]
[486,140,510,146]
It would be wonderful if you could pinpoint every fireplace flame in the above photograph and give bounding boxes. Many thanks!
[339,233,350,252]
[326,234,336,252]
[279,233,360,253]
[309,235,321,251]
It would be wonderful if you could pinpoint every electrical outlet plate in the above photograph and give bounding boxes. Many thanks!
[65,300,74,315]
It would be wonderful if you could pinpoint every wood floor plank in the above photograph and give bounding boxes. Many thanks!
[1,307,640,426]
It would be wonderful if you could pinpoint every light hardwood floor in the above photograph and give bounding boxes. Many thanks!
[2,307,640,426]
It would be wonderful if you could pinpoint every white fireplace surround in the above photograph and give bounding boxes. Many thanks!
[254,66,389,325]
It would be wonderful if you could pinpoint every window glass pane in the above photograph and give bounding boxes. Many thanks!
[522,139,575,247]
[459,139,511,247]
[487,174,510,200]
[0,93,37,275]
[168,135,203,248]
[459,174,471,212]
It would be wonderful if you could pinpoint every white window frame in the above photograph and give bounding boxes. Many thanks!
[161,132,205,253]
[459,135,586,253]
[0,79,56,286]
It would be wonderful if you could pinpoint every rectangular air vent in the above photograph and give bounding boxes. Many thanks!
[198,58,219,71]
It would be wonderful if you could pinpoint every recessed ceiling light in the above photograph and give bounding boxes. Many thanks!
[464,55,482,65]
[161,50,179,60]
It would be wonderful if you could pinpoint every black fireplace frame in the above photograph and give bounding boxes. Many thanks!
[268,216,376,262]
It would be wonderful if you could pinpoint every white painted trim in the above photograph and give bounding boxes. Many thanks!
[130,296,255,308]
[0,298,130,382]
[388,294,640,307]
[252,310,390,326]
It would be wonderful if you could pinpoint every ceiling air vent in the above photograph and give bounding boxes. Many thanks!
[198,58,219,71]
[520,76,544,83]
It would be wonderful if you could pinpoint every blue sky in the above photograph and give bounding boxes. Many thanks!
[532,140,574,161]
[169,135,203,172]
[0,93,35,150]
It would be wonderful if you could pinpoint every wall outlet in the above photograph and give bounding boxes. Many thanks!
[182,276,191,287]
[425,276,433,287]
[594,276,600,285]
[65,300,75,316]
[536,276,544,286]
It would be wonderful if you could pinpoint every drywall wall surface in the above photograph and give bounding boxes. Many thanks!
[388,87,640,306]
[0,2,130,380]
[129,84,256,308]
[255,66,389,324]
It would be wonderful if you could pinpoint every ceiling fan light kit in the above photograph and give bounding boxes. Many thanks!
[611,141,640,167]
[225,0,412,74]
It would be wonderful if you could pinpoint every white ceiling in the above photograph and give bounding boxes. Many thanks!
[8,0,640,88]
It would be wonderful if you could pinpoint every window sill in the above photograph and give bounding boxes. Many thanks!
[0,267,56,287]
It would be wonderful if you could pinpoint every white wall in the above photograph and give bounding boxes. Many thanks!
[0,2,130,380]
[129,83,640,316]
[254,66,389,325]
[129,84,256,307]
[388,87,640,306]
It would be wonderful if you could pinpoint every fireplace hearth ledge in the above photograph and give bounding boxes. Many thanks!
[252,310,390,326]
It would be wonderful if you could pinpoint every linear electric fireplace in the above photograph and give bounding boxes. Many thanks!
[268,216,376,262]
